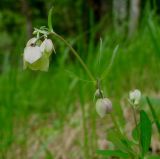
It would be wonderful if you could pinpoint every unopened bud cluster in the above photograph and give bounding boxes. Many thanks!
[23,37,54,71]
[95,89,112,118]
[129,89,141,105]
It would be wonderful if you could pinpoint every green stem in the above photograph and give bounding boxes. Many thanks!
[110,113,123,136]
[131,106,141,155]
[50,32,96,83]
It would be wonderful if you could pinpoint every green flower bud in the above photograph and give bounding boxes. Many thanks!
[96,98,112,118]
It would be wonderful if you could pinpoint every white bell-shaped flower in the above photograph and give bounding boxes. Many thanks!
[24,46,42,64]
[129,89,141,105]
[40,39,54,54]
[96,98,112,118]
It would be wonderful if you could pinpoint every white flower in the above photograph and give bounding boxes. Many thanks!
[40,39,54,54]
[26,38,37,46]
[129,89,141,105]
[23,37,54,71]
[24,46,42,64]
[96,98,112,118]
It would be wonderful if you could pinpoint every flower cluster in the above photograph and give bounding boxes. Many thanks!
[23,37,54,71]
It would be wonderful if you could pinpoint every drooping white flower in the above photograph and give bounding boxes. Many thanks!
[96,98,112,118]
[24,46,42,64]
[26,38,37,47]
[40,39,54,54]
[129,89,141,105]
[23,37,54,71]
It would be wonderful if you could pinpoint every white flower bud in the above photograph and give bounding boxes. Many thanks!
[23,46,42,64]
[40,39,54,54]
[129,89,141,105]
[26,38,37,46]
[96,98,112,118]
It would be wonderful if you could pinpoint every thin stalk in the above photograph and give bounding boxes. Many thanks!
[131,106,141,155]
[110,113,123,136]
[50,32,96,83]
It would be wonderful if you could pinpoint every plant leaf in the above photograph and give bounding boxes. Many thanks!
[48,7,54,32]
[96,150,129,158]
[140,110,152,156]
[146,97,160,134]
[101,44,119,79]
[132,123,140,141]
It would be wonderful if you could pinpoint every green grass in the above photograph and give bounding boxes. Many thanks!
[0,17,160,158]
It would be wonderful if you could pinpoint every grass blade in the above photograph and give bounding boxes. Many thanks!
[146,96,160,134]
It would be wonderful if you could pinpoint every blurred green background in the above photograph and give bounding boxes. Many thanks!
[0,0,160,158]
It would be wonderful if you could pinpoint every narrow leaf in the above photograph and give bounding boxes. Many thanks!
[101,44,119,79]
[146,96,160,134]
[140,110,152,156]
[97,150,129,158]
[48,7,54,32]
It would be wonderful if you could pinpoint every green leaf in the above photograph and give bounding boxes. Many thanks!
[140,110,152,156]
[146,97,160,134]
[96,150,129,158]
[48,7,54,32]
[132,123,140,141]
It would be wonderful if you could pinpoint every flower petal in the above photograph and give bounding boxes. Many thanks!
[40,39,54,54]
[26,53,49,71]
[24,46,42,64]
[26,38,37,46]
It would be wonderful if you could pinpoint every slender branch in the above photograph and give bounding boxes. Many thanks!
[50,32,96,83]
[110,113,123,136]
